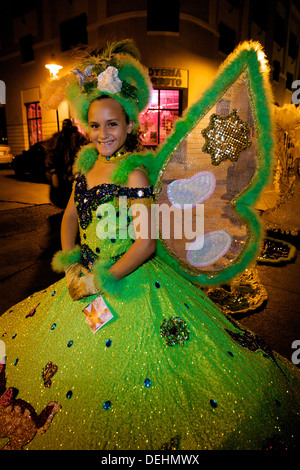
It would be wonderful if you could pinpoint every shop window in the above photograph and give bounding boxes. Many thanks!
[60,13,88,52]
[140,89,181,146]
[26,102,43,147]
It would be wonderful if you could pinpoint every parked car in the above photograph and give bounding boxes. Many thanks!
[11,142,48,182]
[0,144,13,165]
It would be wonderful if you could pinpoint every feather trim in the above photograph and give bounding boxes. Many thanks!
[92,259,124,297]
[111,151,156,185]
[102,39,141,61]
[73,143,99,175]
[40,74,73,111]
[52,245,81,272]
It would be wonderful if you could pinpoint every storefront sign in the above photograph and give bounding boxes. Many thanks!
[148,68,188,88]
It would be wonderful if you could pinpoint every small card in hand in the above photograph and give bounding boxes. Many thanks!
[82,296,113,333]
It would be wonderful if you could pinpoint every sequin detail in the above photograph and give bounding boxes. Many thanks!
[81,243,98,269]
[25,303,40,318]
[81,245,126,270]
[225,328,273,356]
[42,362,58,388]
[74,174,154,230]
[0,364,61,450]
[202,109,251,165]
[160,317,190,347]
[144,378,151,388]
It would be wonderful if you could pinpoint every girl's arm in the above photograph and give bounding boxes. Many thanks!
[108,169,156,280]
[60,187,79,251]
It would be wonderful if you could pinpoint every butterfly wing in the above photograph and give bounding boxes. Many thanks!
[114,41,274,287]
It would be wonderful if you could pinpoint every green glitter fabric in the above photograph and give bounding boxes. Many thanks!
[1,40,300,450]
[1,182,300,450]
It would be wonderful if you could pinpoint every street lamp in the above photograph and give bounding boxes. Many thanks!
[45,62,63,130]
[45,63,63,80]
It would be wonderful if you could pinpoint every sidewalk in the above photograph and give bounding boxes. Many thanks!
[0,203,64,314]
[241,233,300,361]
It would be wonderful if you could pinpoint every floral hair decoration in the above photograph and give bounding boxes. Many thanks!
[41,39,152,132]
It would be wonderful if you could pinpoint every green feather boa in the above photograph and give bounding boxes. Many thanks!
[92,259,124,297]
[52,245,82,272]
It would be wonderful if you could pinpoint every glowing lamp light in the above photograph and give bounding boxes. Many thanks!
[45,63,63,79]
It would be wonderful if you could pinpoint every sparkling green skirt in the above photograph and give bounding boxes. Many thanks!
[1,256,300,450]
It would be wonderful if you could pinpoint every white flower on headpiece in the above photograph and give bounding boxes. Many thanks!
[97,66,122,94]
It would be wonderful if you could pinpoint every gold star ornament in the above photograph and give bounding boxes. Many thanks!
[201,109,252,165]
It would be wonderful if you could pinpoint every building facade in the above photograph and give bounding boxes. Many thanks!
[0,0,299,156]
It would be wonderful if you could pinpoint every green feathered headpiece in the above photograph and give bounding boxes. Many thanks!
[41,39,152,132]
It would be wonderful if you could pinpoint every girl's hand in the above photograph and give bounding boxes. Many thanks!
[65,264,99,300]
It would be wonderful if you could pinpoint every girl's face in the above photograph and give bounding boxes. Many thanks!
[88,98,134,158]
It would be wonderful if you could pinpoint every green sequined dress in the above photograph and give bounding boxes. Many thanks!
[1,172,300,451]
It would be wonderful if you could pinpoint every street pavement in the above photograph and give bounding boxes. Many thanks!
[0,169,299,365]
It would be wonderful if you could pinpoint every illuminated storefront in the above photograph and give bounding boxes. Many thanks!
[26,102,43,147]
[140,68,188,147]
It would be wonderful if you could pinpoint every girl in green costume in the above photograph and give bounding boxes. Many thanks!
[1,40,300,451]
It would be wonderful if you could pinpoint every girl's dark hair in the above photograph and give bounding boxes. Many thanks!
[94,95,144,153]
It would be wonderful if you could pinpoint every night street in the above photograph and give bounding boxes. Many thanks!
[0,167,300,364]
[0,168,63,312]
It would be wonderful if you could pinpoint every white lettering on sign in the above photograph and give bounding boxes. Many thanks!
[148,68,188,88]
